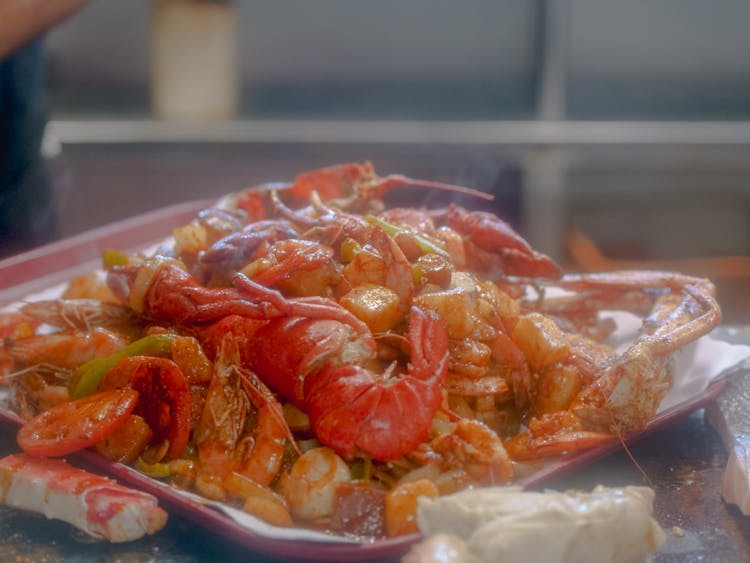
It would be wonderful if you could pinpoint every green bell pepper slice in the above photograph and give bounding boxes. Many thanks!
[363,215,450,259]
[68,333,174,400]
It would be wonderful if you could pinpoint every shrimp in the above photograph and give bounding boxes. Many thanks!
[4,328,130,370]
[194,335,294,501]
[0,312,39,340]
[280,446,352,522]
[7,365,71,420]
[433,419,514,488]
[404,419,514,495]
[98,355,192,460]
[503,411,616,462]
[20,299,144,336]
[61,273,121,303]
[384,478,439,537]
[445,338,513,400]
[223,472,293,527]
[194,336,251,499]
[236,365,296,488]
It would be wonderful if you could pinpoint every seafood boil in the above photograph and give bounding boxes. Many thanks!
[0,162,722,541]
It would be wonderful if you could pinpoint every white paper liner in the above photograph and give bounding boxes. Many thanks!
[660,334,750,413]
[596,309,750,414]
[114,464,351,543]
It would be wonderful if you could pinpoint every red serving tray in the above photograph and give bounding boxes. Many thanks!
[0,199,213,302]
[0,201,727,561]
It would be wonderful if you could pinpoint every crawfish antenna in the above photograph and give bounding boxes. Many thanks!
[618,428,654,488]
[386,175,495,202]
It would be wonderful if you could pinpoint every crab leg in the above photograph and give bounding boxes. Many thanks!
[506,271,722,460]
[0,453,167,542]
[554,272,721,432]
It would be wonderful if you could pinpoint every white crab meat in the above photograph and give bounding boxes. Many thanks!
[0,453,167,542]
[408,485,665,563]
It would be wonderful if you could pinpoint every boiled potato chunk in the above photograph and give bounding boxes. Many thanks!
[339,283,401,333]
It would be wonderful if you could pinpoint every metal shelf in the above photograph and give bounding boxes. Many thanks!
[47,119,750,146]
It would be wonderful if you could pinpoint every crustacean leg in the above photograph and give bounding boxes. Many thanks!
[230,161,493,220]
[107,258,285,323]
[504,271,721,461]
[0,453,167,542]
[566,271,722,432]
[106,258,372,338]
[427,418,514,490]
[284,161,493,213]
[429,204,562,280]
[503,411,615,462]
[232,273,373,337]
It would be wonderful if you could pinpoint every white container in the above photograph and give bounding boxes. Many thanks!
[151,0,238,120]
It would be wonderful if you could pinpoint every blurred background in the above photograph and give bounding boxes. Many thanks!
[23,0,750,319]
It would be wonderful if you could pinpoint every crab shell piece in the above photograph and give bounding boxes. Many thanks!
[0,453,167,542]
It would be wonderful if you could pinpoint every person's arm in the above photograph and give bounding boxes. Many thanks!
[0,0,90,60]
